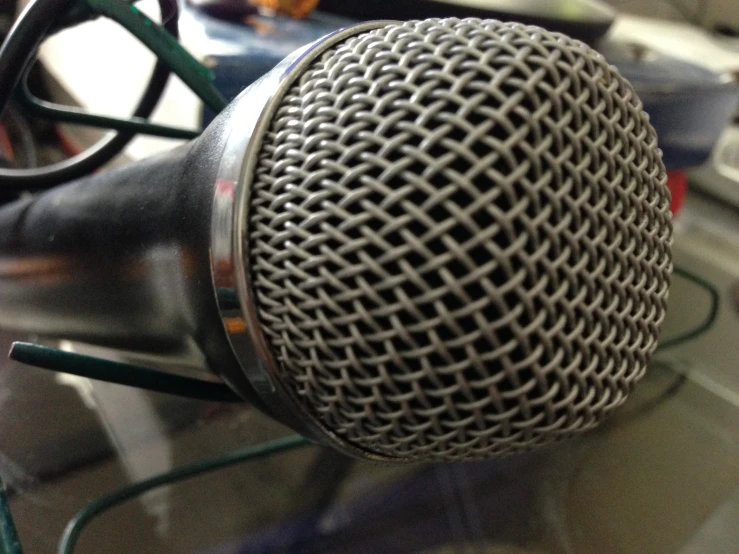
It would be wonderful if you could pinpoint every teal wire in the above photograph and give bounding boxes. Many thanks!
[84,0,227,113]
[0,479,22,554]
[58,435,310,554]
[6,0,225,137]
[16,0,227,131]
[9,342,243,403]
[656,266,720,350]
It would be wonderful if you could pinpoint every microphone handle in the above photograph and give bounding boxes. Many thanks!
[0,109,256,399]
[0,144,190,343]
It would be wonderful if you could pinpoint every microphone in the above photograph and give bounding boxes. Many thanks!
[0,18,673,462]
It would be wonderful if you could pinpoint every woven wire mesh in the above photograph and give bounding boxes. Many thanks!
[248,18,672,461]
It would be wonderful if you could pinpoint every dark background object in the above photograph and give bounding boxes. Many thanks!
[189,4,738,171]
[315,0,616,44]
[186,0,258,21]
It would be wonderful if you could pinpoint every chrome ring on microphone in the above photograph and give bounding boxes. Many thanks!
[209,21,400,462]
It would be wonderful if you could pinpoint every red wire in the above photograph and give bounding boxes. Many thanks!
[666,170,688,216]
[55,125,83,158]
[0,123,14,161]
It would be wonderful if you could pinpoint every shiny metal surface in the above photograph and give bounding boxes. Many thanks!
[209,22,391,456]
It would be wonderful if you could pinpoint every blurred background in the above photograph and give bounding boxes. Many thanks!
[0,0,737,552]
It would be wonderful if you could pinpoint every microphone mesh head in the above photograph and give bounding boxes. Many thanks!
[248,18,672,461]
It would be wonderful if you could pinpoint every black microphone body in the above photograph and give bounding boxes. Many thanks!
[0,19,672,463]
[0,106,261,395]
[0,39,350,432]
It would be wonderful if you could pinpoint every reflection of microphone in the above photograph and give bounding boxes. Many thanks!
[0,18,673,462]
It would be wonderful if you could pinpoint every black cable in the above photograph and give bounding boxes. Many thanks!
[17,65,199,140]
[656,266,720,350]
[617,363,688,423]
[0,0,179,190]
[0,0,69,117]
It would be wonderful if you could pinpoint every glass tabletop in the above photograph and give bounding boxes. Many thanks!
[1,190,737,554]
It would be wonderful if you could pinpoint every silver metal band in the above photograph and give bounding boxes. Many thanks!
[209,21,399,461]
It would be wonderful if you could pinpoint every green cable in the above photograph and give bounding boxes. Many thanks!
[84,0,227,113]
[59,435,311,554]
[656,266,720,351]
[0,479,21,554]
[11,0,225,137]
[9,342,243,403]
